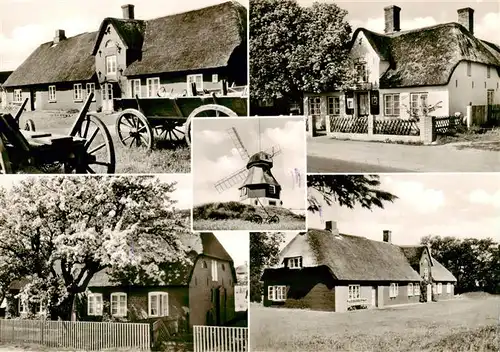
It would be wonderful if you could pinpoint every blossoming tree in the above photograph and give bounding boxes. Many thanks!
[0,176,192,320]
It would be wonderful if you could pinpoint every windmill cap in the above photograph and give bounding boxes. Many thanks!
[247,152,273,168]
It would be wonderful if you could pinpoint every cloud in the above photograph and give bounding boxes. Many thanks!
[475,12,500,43]
[385,177,445,213]
[469,189,500,208]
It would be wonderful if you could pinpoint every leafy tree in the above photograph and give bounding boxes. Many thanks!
[307,175,398,212]
[250,232,285,303]
[421,235,499,294]
[0,176,191,320]
[250,0,356,103]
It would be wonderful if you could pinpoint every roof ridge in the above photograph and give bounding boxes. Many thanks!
[145,0,238,22]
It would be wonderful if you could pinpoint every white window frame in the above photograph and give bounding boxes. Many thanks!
[212,74,218,83]
[187,74,203,95]
[48,86,56,102]
[437,283,442,294]
[73,83,83,102]
[348,285,361,300]
[467,62,471,77]
[268,285,286,301]
[286,256,302,269]
[14,89,22,103]
[240,187,248,196]
[410,93,428,117]
[106,55,117,75]
[147,77,160,98]
[432,283,437,294]
[327,96,340,116]
[389,283,399,298]
[423,267,429,280]
[269,185,276,194]
[86,83,96,101]
[408,283,413,296]
[110,292,127,317]
[130,79,141,98]
[414,284,420,296]
[19,299,27,315]
[355,60,368,83]
[308,96,321,116]
[148,292,169,317]
[446,283,451,294]
[384,94,400,116]
[211,260,218,281]
[87,293,103,316]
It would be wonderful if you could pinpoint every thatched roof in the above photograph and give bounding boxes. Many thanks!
[124,1,247,76]
[3,32,97,88]
[295,229,422,282]
[0,71,13,85]
[88,232,234,288]
[92,18,146,55]
[400,245,433,267]
[430,258,457,282]
[353,23,500,88]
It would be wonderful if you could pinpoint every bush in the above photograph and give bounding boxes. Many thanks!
[283,299,310,309]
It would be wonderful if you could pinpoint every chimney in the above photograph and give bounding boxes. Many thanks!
[384,5,401,34]
[457,7,474,35]
[122,4,135,20]
[53,29,66,44]
[383,230,392,243]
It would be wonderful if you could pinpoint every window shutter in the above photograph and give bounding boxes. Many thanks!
[161,294,168,316]
[370,90,379,115]
[345,91,354,115]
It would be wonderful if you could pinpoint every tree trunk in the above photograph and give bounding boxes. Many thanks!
[50,293,75,321]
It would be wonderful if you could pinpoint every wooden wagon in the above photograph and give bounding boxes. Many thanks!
[113,86,248,150]
[0,93,115,174]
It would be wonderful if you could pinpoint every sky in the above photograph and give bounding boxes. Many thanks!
[297,0,500,44]
[213,232,249,267]
[0,174,192,209]
[0,0,248,71]
[278,173,500,248]
[192,117,307,214]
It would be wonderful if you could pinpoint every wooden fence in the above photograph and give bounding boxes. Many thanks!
[434,116,463,134]
[330,116,368,134]
[374,118,419,136]
[0,319,150,351]
[193,326,248,352]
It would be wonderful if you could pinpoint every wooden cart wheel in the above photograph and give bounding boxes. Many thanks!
[250,214,263,224]
[24,119,36,131]
[188,104,238,118]
[267,215,280,224]
[155,120,187,143]
[66,114,115,174]
[184,117,192,147]
[0,137,12,174]
[116,109,154,150]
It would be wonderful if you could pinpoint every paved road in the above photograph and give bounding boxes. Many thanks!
[307,136,500,172]
[307,156,411,173]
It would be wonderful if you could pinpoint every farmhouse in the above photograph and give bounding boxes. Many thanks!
[261,221,457,312]
[0,71,13,109]
[304,6,500,126]
[8,233,237,329]
[2,1,247,112]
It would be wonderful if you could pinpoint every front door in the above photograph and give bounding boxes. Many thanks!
[102,83,114,112]
[371,286,377,307]
[357,92,369,117]
[427,284,432,302]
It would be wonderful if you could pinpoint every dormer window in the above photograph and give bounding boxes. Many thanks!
[106,55,117,75]
[285,256,302,269]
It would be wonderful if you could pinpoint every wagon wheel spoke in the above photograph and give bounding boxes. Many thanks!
[120,120,134,129]
[115,110,154,150]
[121,135,134,143]
[86,166,96,174]
[84,128,100,149]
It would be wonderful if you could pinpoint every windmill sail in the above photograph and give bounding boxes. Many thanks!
[214,167,249,193]
[263,144,282,158]
[227,127,250,160]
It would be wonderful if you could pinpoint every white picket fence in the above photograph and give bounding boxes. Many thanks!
[193,326,248,352]
[0,319,150,351]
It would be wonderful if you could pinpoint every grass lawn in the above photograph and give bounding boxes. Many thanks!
[5,110,190,174]
[193,202,306,231]
[250,296,500,352]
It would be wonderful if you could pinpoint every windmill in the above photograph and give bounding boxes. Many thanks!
[214,126,283,207]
